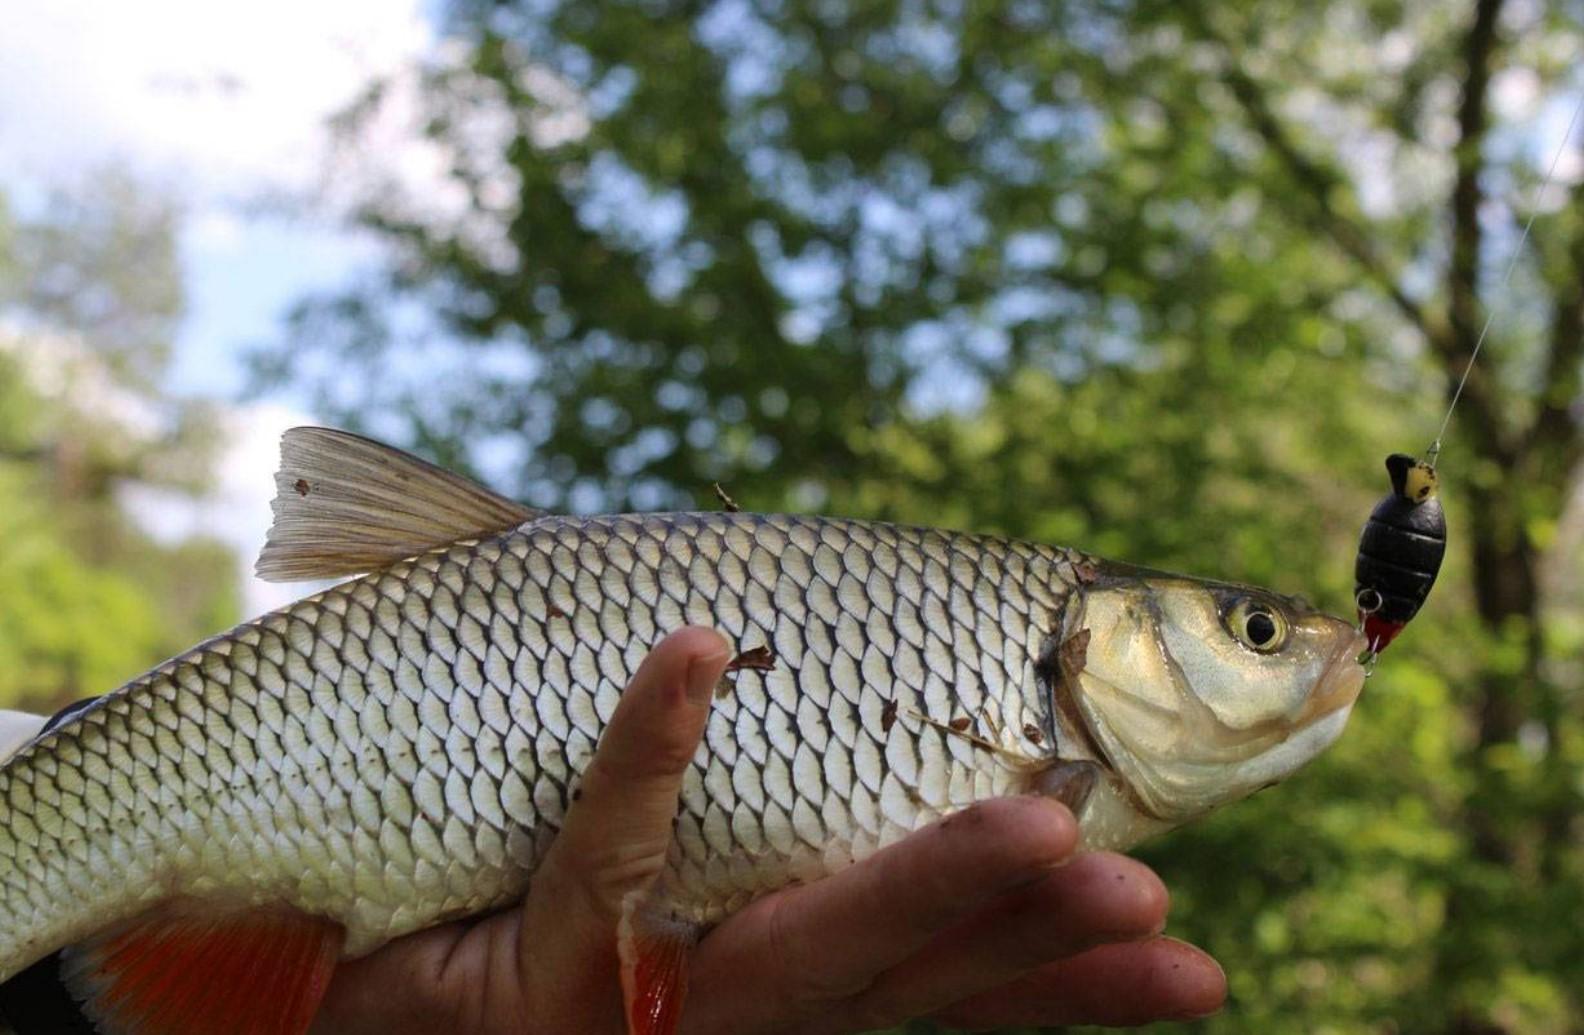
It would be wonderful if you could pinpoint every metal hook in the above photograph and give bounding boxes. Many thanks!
[1354,588,1382,677]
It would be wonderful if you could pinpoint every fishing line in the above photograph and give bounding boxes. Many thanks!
[1354,84,1584,660]
[1425,87,1584,468]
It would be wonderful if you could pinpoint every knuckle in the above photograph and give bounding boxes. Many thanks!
[954,798,1071,873]
[578,749,692,818]
[583,842,671,917]
[1132,868,1171,925]
[1074,854,1170,932]
[591,730,699,785]
[538,835,669,923]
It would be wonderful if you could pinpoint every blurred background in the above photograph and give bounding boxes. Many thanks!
[2,0,1582,1031]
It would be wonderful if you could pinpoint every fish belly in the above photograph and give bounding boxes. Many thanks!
[0,512,1081,976]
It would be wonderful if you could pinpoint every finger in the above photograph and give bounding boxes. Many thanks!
[683,796,1077,1035]
[929,936,1227,1030]
[831,852,1168,1033]
[310,920,495,1034]
[520,627,730,1016]
[546,626,730,899]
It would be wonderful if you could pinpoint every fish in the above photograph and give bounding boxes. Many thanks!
[0,427,1368,1035]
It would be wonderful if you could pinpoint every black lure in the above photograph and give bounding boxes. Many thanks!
[1353,453,1447,654]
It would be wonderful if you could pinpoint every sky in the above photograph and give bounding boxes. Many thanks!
[0,0,437,613]
[0,0,436,396]
[2,2,1579,620]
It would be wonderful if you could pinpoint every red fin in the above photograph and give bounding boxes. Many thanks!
[618,896,697,1035]
[60,904,345,1035]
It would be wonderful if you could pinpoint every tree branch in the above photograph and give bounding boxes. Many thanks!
[1432,0,1514,465]
[1528,170,1584,469]
[1182,11,1435,339]
[1448,0,1503,341]
[1228,69,1433,333]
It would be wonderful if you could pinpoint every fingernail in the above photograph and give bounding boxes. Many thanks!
[1170,954,1227,1020]
[685,650,728,705]
[1173,993,1226,1022]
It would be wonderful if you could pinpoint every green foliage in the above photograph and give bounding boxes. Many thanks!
[0,460,165,708]
[0,354,232,711]
[0,179,238,712]
[1,168,184,391]
[257,1,1584,1031]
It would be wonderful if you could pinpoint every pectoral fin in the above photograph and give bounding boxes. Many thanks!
[59,903,344,1035]
[618,894,698,1035]
[1032,759,1105,815]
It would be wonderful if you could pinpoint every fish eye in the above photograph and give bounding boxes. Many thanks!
[1227,598,1289,653]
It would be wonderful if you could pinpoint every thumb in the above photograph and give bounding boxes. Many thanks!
[518,627,729,1007]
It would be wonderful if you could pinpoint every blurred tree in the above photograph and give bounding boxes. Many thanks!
[259,1,1584,1031]
[0,175,238,712]
[2,167,183,393]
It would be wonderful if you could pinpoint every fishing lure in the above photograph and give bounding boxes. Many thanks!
[1354,453,1446,654]
[1350,89,1584,658]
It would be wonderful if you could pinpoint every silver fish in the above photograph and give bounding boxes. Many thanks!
[0,428,1366,1034]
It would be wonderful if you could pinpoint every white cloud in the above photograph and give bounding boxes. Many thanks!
[120,402,333,619]
[0,2,449,623]
[0,0,432,198]
[187,209,247,254]
[2,327,317,618]
[0,0,442,402]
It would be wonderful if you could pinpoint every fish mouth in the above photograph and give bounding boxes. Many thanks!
[1293,627,1369,726]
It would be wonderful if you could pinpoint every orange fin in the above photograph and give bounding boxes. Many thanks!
[59,904,345,1035]
[618,895,697,1035]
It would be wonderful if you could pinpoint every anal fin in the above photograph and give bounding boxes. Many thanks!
[618,894,698,1035]
[60,904,345,1035]
[1032,759,1104,815]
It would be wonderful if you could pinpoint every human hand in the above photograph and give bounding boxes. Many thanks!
[311,626,1226,1034]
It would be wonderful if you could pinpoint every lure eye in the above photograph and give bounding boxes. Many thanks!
[1228,599,1288,653]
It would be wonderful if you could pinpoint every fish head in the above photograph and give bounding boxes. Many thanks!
[1066,572,1367,825]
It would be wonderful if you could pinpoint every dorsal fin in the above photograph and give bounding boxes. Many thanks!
[0,710,45,764]
[256,427,542,583]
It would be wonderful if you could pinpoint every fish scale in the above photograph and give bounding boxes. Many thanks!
[0,510,1083,980]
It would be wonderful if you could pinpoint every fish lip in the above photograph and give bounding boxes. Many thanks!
[1299,628,1370,722]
